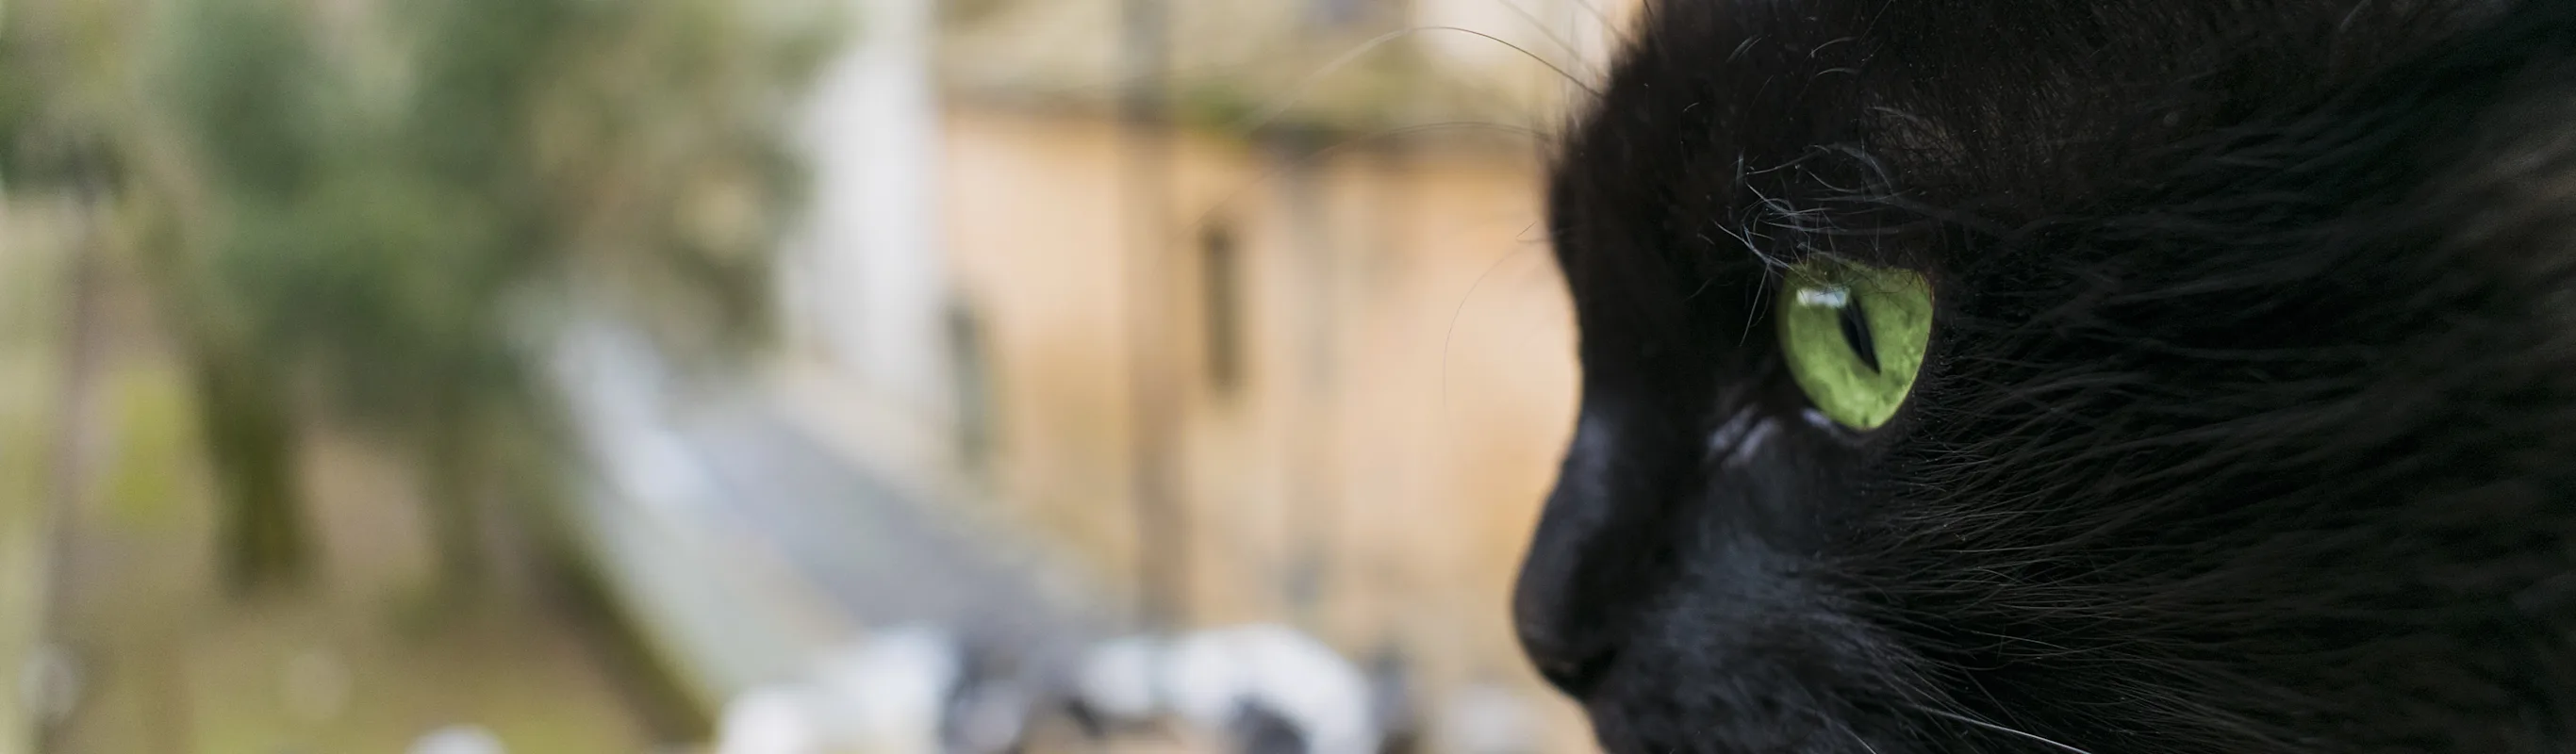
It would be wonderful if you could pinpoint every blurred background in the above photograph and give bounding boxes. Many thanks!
[0,0,1635,751]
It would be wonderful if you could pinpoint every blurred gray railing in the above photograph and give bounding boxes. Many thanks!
[546,321,1105,722]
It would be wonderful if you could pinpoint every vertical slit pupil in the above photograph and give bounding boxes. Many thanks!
[1837,296,1881,372]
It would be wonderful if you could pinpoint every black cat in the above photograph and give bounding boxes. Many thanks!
[1512,1,2576,752]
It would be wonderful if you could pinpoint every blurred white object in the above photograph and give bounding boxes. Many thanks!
[408,725,507,754]
[814,625,963,754]
[1073,624,1380,754]
[718,686,826,754]
[717,625,972,754]
[1073,635,1162,721]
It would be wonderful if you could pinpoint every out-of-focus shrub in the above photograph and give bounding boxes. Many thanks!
[0,0,840,594]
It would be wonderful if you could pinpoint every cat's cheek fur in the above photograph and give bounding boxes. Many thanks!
[1515,1,2576,752]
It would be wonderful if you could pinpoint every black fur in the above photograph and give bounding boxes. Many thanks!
[1513,1,2576,752]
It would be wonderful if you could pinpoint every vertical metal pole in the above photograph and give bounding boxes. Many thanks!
[1121,0,1183,630]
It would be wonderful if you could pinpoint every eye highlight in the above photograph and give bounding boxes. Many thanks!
[1776,258,1933,430]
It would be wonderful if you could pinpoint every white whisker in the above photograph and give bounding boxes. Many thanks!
[1917,708,2099,754]
[1239,25,1598,132]
[1492,0,1608,82]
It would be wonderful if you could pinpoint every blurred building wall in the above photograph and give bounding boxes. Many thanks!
[938,105,1590,753]
[783,0,1646,749]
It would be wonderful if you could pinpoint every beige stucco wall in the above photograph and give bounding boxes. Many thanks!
[941,106,1593,750]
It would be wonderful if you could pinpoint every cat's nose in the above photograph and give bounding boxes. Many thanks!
[1512,559,1619,697]
[1512,491,1639,697]
[1513,410,1680,697]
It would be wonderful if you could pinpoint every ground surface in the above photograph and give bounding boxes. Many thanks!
[41,348,660,754]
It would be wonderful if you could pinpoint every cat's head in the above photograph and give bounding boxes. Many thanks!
[1514,1,2576,752]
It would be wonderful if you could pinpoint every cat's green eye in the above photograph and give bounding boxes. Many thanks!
[1776,258,1933,431]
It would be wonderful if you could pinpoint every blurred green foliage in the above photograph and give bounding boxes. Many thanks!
[1,0,841,594]
[100,367,195,531]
